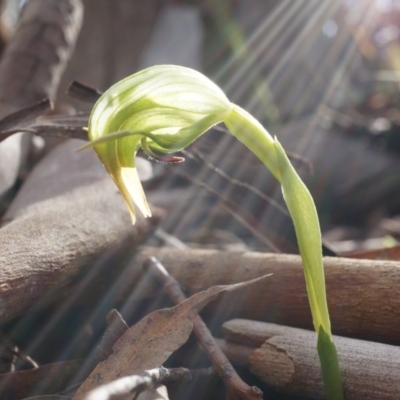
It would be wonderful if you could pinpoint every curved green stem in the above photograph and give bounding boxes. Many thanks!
[225,104,344,400]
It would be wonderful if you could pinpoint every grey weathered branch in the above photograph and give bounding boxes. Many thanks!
[132,247,400,346]
[220,320,400,400]
[0,140,162,324]
[0,179,161,324]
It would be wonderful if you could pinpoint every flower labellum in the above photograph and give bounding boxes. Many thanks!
[84,65,344,399]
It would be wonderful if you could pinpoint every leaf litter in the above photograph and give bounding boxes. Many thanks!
[73,273,271,400]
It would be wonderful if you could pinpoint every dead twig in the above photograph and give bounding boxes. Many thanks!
[161,366,215,382]
[0,79,101,144]
[73,274,271,400]
[96,310,129,362]
[0,99,52,141]
[0,101,89,143]
[22,113,90,140]
[143,257,263,400]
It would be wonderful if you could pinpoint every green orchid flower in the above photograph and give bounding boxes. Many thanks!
[82,66,231,223]
[83,64,344,399]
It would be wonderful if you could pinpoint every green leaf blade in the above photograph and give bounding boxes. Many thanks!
[273,140,330,334]
[318,327,345,400]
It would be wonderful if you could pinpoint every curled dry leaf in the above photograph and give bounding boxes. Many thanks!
[73,274,271,400]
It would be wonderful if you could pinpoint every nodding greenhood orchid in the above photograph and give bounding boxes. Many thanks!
[82,64,343,400]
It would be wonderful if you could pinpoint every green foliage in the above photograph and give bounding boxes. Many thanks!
[85,65,344,399]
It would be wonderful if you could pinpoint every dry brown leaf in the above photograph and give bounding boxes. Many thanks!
[73,274,271,400]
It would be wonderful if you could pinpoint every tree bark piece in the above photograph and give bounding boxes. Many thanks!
[0,0,83,205]
[220,320,400,400]
[215,339,254,369]
[222,319,289,347]
[133,247,400,345]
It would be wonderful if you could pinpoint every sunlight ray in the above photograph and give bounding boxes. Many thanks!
[214,0,291,82]
[179,3,341,250]
[253,4,379,246]
[157,2,339,250]
[298,4,378,155]
[246,1,341,116]
[220,0,303,94]
[4,241,165,392]
[228,1,327,103]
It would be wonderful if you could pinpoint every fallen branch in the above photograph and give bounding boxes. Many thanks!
[133,247,400,345]
[0,140,162,324]
[0,179,161,324]
[220,319,400,400]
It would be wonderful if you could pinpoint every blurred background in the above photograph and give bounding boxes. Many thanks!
[2,0,395,255]
[4,0,400,254]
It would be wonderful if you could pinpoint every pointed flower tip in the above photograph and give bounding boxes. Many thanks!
[128,209,136,225]
[120,167,152,221]
[123,195,151,225]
